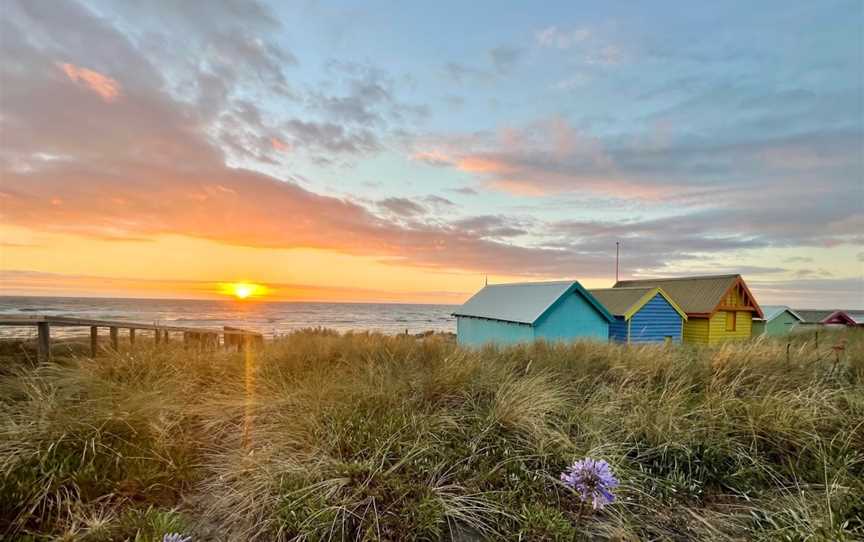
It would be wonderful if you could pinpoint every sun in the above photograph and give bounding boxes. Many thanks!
[219,282,268,300]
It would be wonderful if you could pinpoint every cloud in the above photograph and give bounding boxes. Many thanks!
[415,113,864,237]
[449,187,478,196]
[452,216,529,239]
[378,197,426,217]
[423,195,456,208]
[413,149,453,167]
[535,24,626,66]
[748,277,864,309]
[310,62,429,127]
[59,63,121,101]
[553,74,590,91]
[281,119,380,154]
[270,138,290,152]
[443,95,465,109]
[793,268,833,278]
[444,62,493,84]
[0,269,468,303]
[536,26,591,49]
[489,46,523,74]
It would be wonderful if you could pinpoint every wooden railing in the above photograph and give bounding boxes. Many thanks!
[0,315,264,362]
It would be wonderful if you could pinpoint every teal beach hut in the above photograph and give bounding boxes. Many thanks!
[589,287,687,343]
[751,306,803,336]
[453,280,613,347]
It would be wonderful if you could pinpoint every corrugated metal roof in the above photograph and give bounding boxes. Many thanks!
[614,274,748,316]
[589,287,654,316]
[453,280,611,324]
[794,309,835,323]
[795,309,858,324]
[757,305,802,323]
[590,287,688,320]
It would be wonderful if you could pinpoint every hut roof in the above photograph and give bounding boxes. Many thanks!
[794,309,834,323]
[756,305,803,323]
[589,287,687,321]
[453,280,613,325]
[794,309,856,324]
[613,274,763,318]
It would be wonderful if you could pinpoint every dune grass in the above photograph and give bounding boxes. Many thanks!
[1,329,862,541]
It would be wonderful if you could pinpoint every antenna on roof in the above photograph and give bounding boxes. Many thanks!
[615,241,620,283]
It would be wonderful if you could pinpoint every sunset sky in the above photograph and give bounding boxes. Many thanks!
[1,0,862,306]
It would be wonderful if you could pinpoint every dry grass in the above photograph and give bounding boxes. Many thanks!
[1,328,862,540]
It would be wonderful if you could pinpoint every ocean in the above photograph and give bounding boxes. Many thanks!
[0,296,458,339]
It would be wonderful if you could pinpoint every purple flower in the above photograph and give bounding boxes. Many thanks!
[162,534,191,542]
[560,458,619,510]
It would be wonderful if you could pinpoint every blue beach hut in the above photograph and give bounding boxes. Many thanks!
[589,287,687,343]
[453,280,613,347]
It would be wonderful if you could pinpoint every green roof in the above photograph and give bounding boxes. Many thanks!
[614,274,762,317]
[589,287,687,321]
[756,305,803,323]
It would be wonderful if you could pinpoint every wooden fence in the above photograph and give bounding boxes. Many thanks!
[0,315,264,362]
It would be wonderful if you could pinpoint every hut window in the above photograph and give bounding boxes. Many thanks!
[725,311,737,331]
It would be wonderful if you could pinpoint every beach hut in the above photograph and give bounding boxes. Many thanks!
[613,274,763,344]
[589,287,687,343]
[794,309,857,328]
[453,280,613,347]
[751,305,802,336]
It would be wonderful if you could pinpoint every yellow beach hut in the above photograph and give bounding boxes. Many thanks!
[613,274,763,344]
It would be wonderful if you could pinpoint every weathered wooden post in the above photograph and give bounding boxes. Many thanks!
[129,328,136,348]
[110,327,119,350]
[37,321,51,362]
[155,329,161,346]
[90,326,98,357]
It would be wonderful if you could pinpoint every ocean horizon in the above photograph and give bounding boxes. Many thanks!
[0,295,458,338]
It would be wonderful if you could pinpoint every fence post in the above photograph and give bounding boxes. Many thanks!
[90,326,98,357]
[37,322,51,362]
[110,327,119,350]
[129,328,136,348]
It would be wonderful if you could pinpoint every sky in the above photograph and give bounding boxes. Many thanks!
[0,0,862,307]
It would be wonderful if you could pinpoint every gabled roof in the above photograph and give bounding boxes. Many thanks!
[589,287,687,321]
[794,309,834,323]
[614,274,763,318]
[849,311,864,325]
[795,309,856,325]
[756,305,803,323]
[453,280,613,325]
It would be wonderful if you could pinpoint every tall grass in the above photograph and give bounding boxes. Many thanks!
[1,329,862,540]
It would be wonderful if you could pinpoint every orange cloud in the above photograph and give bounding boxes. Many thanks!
[59,63,120,102]
[457,156,511,174]
[271,137,290,152]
